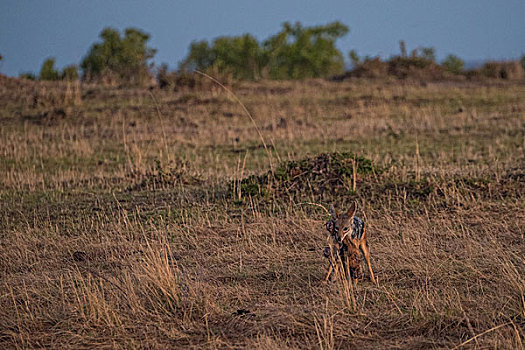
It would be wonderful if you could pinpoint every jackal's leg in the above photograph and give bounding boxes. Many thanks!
[323,264,333,282]
[360,242,376,284]
[345,250,360,285]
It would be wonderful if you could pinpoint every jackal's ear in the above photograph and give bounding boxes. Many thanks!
[346,201,357,218]
[329,204,338,219]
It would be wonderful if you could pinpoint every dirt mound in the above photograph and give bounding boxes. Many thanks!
[234,152,380,202]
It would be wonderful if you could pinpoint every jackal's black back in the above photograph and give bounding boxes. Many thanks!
[351,216,365,240]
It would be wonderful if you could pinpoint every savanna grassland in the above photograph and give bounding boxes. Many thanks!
[0,75,524,349]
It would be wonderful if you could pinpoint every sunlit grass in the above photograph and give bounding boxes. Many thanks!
[1,76,524,348]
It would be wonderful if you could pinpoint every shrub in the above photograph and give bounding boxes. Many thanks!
[19,72,37,80]
[156,65,223,91]
[262,21,349,79]
[418,47,436,62]
[481,61,524,80]
[181,34,262,80]
[61,65,79,81]
[350,57,388,78]
[156,63,173,89]
[81,27,156,85]
[380,45,445,79]
[348,50,360,68]
[442,55,464,75]
[399,40,407,57]
[39,57,60,81]
[387,56,436,79]
[180,21,349,80]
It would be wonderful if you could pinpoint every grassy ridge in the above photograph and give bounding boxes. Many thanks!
[0,75,524,348]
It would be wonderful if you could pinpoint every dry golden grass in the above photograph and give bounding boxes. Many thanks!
[0,74,524,348]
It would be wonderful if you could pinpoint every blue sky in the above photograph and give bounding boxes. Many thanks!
[1,0,524,76]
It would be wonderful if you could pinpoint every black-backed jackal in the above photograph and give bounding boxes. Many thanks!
[323,202,376,284]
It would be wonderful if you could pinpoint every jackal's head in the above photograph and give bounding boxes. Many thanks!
[326,202,357,245]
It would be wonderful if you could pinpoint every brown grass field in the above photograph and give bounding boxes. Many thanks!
[0,75,524,349]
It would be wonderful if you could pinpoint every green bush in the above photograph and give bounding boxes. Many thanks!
[348,50,361,68]
[61,65,79,81]
[442,55,464,74]
[180,21,349,80]
[81,27,156,84]
[418,47,436,62]
[262,21,348,79]
[39,57,60,81]
[181,34,261,80]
